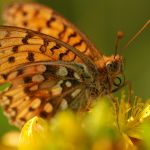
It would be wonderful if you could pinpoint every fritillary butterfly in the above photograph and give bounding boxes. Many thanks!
[0,2,124,127]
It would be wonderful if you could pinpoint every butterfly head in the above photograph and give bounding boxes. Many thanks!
[105,54,125,93]
[105,55,123,74]
[95,54,125,94]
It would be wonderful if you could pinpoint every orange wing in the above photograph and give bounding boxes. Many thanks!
[0,26,95,127]
[0,26,92,74]
[3,2,103,61]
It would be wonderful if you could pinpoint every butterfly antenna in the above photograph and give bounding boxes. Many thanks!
[114,31,124,57]
[122,20,150,50]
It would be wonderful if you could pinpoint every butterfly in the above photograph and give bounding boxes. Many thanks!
[0,2,124,127]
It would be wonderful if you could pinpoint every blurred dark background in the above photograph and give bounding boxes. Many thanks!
[0,0,149,137]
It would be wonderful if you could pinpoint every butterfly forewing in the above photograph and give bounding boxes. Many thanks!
[3,2,103,61]
[0,26,92,75]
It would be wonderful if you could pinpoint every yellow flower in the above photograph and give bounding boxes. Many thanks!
[9,93,150,150]
[0,131,19,150]
[19,116,50,150]
[116,91,150,149]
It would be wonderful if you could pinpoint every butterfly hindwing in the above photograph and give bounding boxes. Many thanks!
[0,62,88,127]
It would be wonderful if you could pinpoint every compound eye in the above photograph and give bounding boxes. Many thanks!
[113,77,122,86]
[106,61,119,73]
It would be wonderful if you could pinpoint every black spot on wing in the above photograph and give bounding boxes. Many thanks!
[46,17,56,28]
[27,52,35,62]
[58,24,67,39]
[29,107,34,112]
[1,74,8,80]
[22,11,28,16]
[12,46,19,53]
[50,44,61,54]
[44,65,57,75]
[17,69,23,76]
[59,50,69,60]
[73,39,83,47]
[40,45,46,53]
[22,33,33,44]
[67,32,77,43]
[39,111,48,118]
[24,76,32,83]
[8,56,15,63]
[23,21,28,26]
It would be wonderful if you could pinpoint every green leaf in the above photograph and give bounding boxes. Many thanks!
[0,83,11,91]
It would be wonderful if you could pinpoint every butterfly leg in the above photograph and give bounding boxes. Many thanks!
[108,94,120,130]
[123,80,132,105]
[112,79,132,105]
